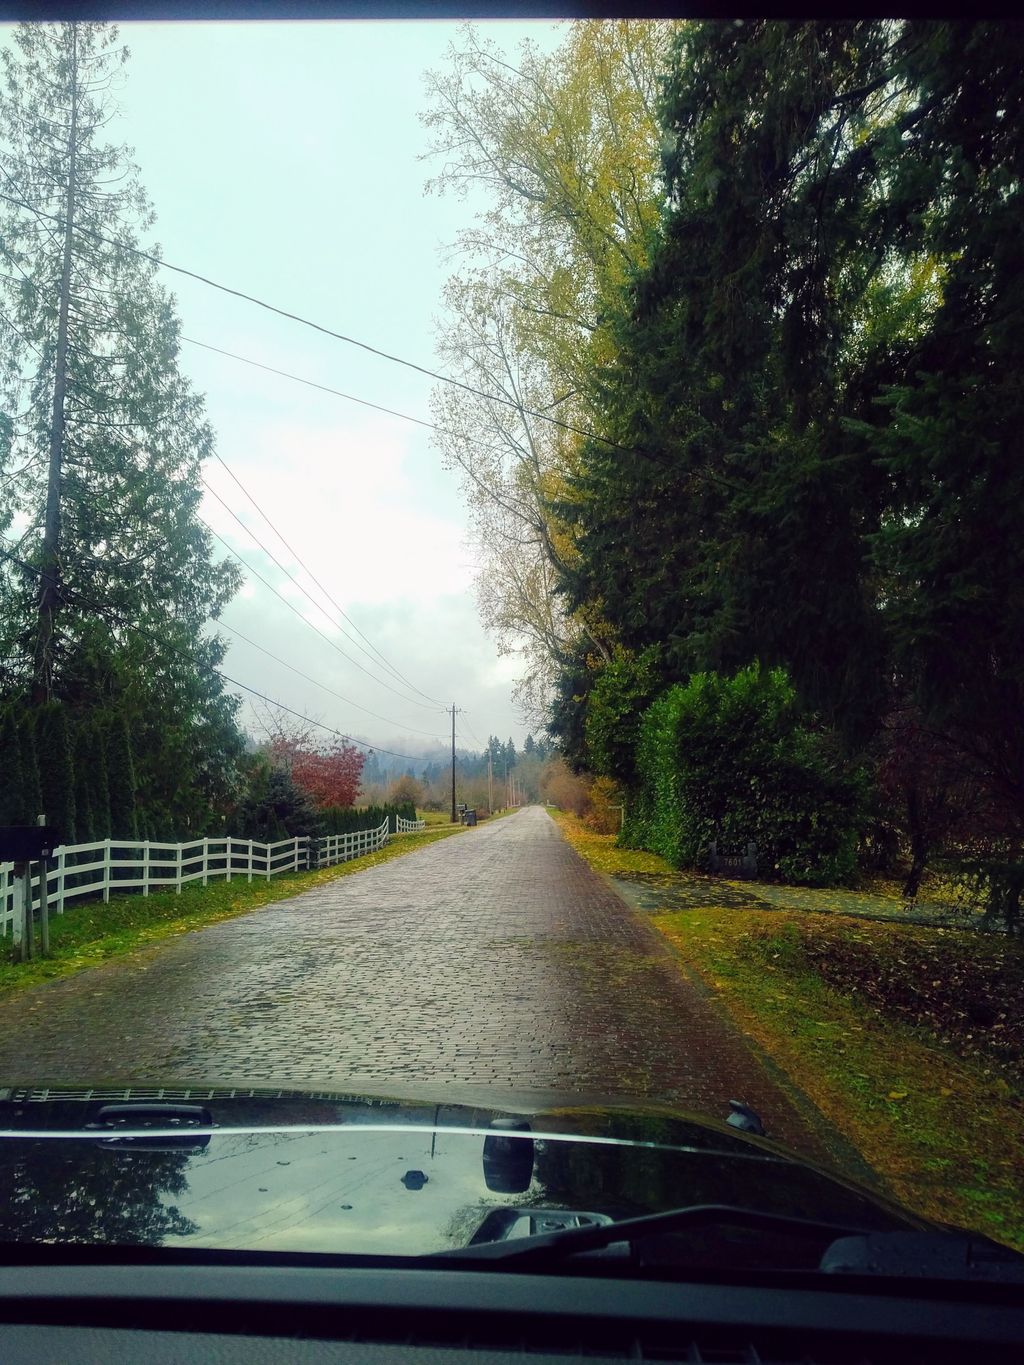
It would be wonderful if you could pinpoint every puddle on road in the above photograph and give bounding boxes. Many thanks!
[610,872,765,915]
[610,870,980,931]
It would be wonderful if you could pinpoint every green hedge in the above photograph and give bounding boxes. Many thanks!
[320,802,417,835]
[623,665,866,886]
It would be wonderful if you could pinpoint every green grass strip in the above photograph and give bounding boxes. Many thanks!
[550,809,1024,1254]
[1,824,465,998]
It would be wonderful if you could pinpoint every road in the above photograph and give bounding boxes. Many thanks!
[0,807,844,1161]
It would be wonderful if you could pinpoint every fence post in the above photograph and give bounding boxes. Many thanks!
[56,846,65,914]
[36,815,49,956]
[38,857,49,957]
[142,840,151,897]
[265,841,272,883]
[201,837,209,887]
[248,839,254,884]
[226,838,232,885]
[103,838,112,904]
[12,865,28,960]
[175,844,183,895]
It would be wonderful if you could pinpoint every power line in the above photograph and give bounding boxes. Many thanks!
[2,170,445,708]
[460,713,487,749]
[185,337,438,434]
[220,675,431,762]
[0,539,434,762]
[184,334,558,567]
[215,618,446,742]
[199,516,443,715]
[203,438,443,705]
[0,187,625,453]
[199,478,441,711]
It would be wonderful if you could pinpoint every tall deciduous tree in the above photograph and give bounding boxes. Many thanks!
[423,21,677,720]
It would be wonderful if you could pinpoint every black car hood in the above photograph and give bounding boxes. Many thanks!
[0,1084,926,1262]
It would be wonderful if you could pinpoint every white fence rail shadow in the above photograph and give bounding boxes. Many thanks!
[395,815,425,833]
[0,818,392,941]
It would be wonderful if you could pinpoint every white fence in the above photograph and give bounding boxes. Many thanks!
[316,817,390,868]
[0,818,392,941]
[395,814,425,833]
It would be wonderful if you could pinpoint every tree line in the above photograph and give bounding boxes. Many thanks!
[427,20,1024,924]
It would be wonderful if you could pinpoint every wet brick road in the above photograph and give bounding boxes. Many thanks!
[0,807,843,1160]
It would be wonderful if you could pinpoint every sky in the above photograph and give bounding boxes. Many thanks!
[1,18,566,760]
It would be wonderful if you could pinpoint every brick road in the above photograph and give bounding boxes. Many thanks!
[0,807,847,1162]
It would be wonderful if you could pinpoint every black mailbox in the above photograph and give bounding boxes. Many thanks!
[0,826,61,862]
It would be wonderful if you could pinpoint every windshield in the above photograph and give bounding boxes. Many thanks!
[0,12,1021,1271]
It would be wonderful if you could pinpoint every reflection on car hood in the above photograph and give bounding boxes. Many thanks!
[0,1086,923,1259]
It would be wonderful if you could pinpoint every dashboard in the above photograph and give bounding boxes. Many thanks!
[0,1261,1021,1363]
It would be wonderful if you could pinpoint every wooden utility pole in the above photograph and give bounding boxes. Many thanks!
[447,704,462,823]
[487,748,493,815]
[33,25,79,703]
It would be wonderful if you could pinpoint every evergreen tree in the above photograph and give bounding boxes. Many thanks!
[106,712,138,841]
[85,716,111,840]
[72,718,95,843]
[33,701,75,842]
[0,22,242,832]
[559,17,1024,851]
[16,711,41,826]
[0,708,24,824]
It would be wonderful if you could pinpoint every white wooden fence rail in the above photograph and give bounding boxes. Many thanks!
[0,818,392,941]
[395,815,425,833]
[316,817,390,868]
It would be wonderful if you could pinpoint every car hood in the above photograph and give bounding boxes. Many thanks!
[0,1084,926,1262]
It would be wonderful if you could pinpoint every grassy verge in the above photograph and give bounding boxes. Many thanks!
[418,810,458,827]
[551,810,1024,1253]
[417,807,517,827]
[2,824,465,1000]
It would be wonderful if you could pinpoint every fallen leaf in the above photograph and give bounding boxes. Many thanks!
[887,1090,909,1101]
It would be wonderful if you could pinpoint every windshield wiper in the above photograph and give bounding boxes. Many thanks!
[435,1204,877,1265]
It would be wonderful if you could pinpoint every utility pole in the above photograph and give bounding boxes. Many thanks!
[487,748,493,815]
[447,704,462,824]
[33,25,79,703]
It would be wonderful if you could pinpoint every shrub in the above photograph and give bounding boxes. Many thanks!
[231,762,323,842]
[623,664,866,885]
[584,646,663,784]
[540,757,591,817]
[389,774,424,807]
[584,776,623,835]
[319,801,417,835]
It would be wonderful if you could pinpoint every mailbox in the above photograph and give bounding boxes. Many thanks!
[0,826,61,862]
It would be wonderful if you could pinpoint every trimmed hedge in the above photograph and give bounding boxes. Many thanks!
[623,665,867,886]
[320,802,417,835]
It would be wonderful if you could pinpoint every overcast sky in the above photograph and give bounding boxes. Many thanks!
[2,18,565,760]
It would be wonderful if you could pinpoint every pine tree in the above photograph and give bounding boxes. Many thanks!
[0,22,243,831]
[16,711,41,826]
[33,701,76,842]
[0,708,24,824]
[85,717,111,840]
[106,712,138,841]
[72,717,95,842]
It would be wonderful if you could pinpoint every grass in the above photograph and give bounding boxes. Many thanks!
[417,809,459,827]
[417,806,517,827]
[550,810,1024,1253]
[2,824,465,1000]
